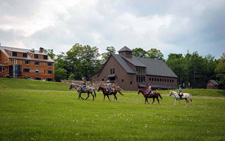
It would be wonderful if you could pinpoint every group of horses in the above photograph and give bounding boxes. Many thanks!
[69,83,192,106]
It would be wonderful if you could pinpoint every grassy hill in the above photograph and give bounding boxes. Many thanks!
[0,78,225,140]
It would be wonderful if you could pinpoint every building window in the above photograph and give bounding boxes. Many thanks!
[0,66,2,72]
[12,52,17,56]
[48,70,53,74]
[102,79,104,81]
[48,63,52,66]
[110,68,115,74]
[23,53,27,57]
[122,79,124,82]
[172,80,174,83]
[35,77,41,80]
[23,69,30,72]
[35,69,40,73]
[149,77,151,81]
[130,81,132,85]
[136,75,145,82]
[44,70,46,74]
[46,78,52,81]
[34,54,39,58]
[44,55,48,59]
[25,60,30,64]
[136,67,145,73]
[3,67,5,72]
[35,62,40,65]
[152,78,154,81]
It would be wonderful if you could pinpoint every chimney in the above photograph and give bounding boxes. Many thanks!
[39,47,44,53]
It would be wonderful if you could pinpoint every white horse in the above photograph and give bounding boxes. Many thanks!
[169,91,192,106]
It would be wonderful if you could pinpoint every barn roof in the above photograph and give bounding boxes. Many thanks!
[118,46,132,52]
[209,80,219,86]
[112,54,178,78]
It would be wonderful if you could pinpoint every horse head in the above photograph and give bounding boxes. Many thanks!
[169,91,173,96]
[69,83,74,90]
[97,86,102,92]
[137,89,141,95]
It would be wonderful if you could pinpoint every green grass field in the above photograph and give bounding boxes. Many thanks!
[0,78,225,140]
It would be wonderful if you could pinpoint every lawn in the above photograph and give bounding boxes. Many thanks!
[0,78,225,140]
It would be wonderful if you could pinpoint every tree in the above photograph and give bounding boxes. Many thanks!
[132,48,147,58]
[215,53,225,88]
[101,46,116,62]
[55,68,67,82]
[44,49,56,60]
[146,48,165,61]
[66,43,101,80]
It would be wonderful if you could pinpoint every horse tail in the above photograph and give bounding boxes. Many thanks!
[159,93,163,100]
[93,89,97,98]
[190,94,192,103]
[117,90,125,96]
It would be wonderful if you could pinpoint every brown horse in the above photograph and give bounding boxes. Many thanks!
[138,89,163,104]
[97,86,124,102]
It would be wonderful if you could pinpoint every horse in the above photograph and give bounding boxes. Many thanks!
[137,89,163,104]
[97,86,124,102]
[169,91,192,106]
[69,83,96,100]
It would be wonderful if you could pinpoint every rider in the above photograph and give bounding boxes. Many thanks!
[148,83,152,97]
[82,77,86,92]
[178,85,182,98]
[107,80,111,94]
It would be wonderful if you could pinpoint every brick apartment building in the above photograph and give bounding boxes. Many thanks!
[0,46,54,81]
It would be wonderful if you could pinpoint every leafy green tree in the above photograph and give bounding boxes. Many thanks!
[55,68,67,82]
[101,46,116,62]
[215,53,225,88]
[68,73,75,80]
[66,43,101,80]
[44,49,56,60]
[146,48,165,61]
[132,48,147,58]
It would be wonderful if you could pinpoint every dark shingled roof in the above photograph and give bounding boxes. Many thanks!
[112,54,136,74]
[209,80,219,86]
[112,54,178,78]
[118,46,132,52]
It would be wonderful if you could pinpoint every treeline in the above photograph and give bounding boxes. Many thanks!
[45,43,225,88]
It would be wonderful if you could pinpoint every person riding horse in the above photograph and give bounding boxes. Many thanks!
[178,85,182,98]
[147,83,152,97]
[107,80,111,94]
[82,77,86,92]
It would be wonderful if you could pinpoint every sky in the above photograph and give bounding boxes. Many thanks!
[0,0,225,59]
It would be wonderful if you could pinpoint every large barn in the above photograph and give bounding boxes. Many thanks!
[90,46,178,91]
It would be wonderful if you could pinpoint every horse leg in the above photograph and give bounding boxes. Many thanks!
[146,98,150,104]
[115,95,118,102]
[157,97,160,104]
[174,99,176,105]
[185,98,189,107]
[107,95,111,102]
[90,92,94,101]
[85,92,89,100]
[103,95,105,101]
[152,98,155,104]
[179,99,181,105]
[80,93,84,100]
[145,98,147,104]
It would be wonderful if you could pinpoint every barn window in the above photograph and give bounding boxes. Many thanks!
[110,68,115,74]
[102,79,104,81]
[122,79,124,82]
[0,66,2,72]
[136,67,145,74]
[130,81,132,85]
[136,75,145,82]
[48,63,52,66]
[12,52,17,56]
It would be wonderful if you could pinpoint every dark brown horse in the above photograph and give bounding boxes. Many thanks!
[138,89,163,104]
[97,86,124,102]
